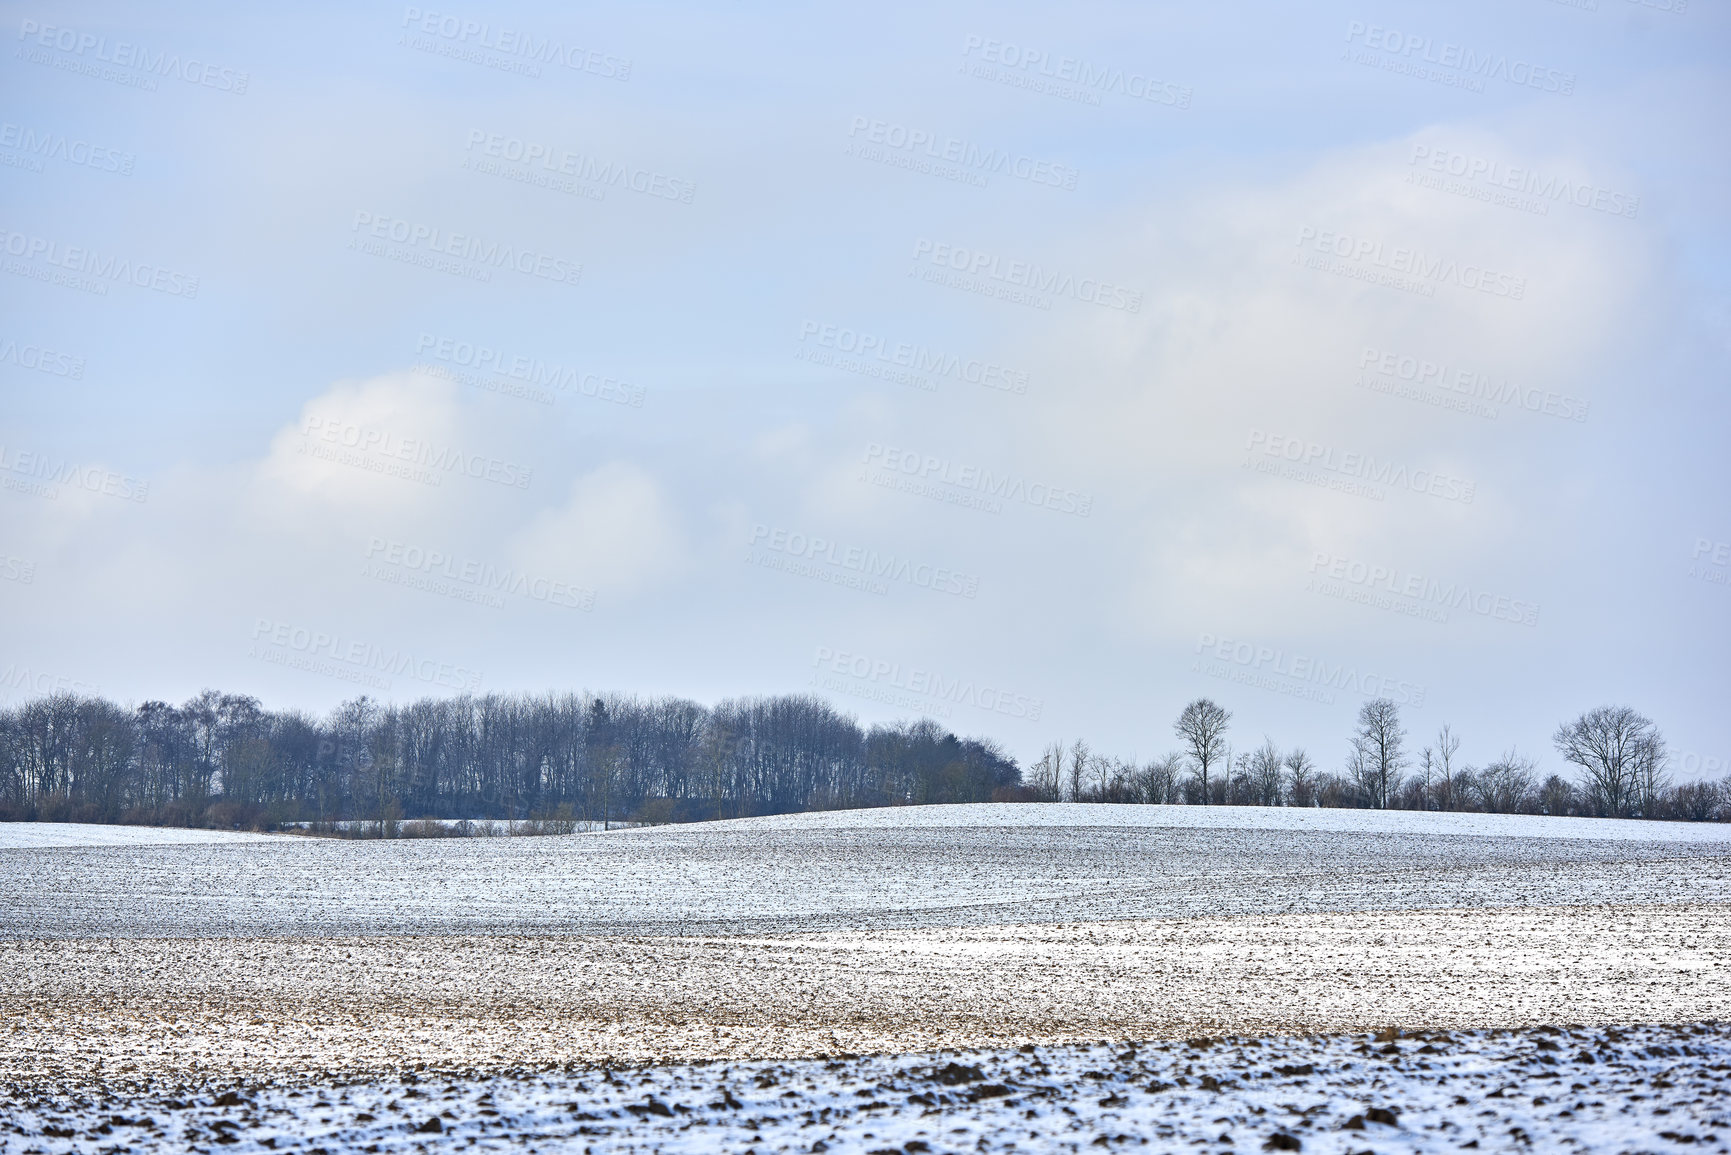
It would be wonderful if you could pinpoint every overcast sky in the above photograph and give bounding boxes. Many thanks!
[3,0,1727,780]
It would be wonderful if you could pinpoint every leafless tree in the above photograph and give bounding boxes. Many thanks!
[1669,779,1725,822]
[1476,750,1538,813]
[1066,739,1090,803]
[1429,724,1463,811]
[1086,753,1116,800]
[1174,698,1231,805]
[1348,698,1406,809]
[1553,706,1667,818]
[1242,739,1283,806]
[1026,743,1064,802]
[1283,748,1317,807]
[1139,753,1185,804]
[1537,774,1576,816]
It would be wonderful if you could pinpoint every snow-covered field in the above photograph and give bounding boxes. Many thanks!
[3,1024,1725,1154]
[3,805,1728,1150]
[3,804,1728,938]
[710,801,1731,842]
[0,822,286,848]
[5,904,1725,1083]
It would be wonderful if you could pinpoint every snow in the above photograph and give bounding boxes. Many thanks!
[5,904,1726,1084]
[3,1023,1725,1154]
[3,803,1727,940]
[696,801,1731,842]
[0,822,286,849]
[4,804,1721,854]
[3,806,1728,1149]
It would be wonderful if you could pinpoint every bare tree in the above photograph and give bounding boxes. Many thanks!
[1174,699,1231,805]
[1085,753,1114,801]
[1553,706,1667,818]
[1476,750,1538,813]
[1139,753,1185,804]
[1243,739,1283,806]
[1430,724,1463,811]
[1026,743,1064,802]
[1634,736,1670,819]
[1064,739,1090,803]
[1284,748,1317,807]
[1537,774,1576,816]
[1348,698,1406,809]
[1669,779,1724,822]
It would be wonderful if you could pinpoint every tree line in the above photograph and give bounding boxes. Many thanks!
[0,690,1020,830]
[1023,698,1729,821]
[3,688,1724,831]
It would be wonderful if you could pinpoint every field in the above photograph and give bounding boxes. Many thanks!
[3,805,1729,1151]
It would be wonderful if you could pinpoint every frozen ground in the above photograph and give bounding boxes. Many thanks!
[719,802,1731,842]
[0,822,286,848]
[4,805,1728,1149]
[3,1023,1725,1154]
[4,904,1725,1080]
[278,818,641,834]
[3,804,1729,938]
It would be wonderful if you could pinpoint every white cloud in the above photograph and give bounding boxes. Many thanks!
[253,371,465,521]
[1000,127,1656,640]
[511,463,683,594]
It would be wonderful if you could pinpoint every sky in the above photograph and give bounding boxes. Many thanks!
[2,0,1728,781]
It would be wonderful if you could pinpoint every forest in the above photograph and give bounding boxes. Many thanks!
[0,690,1020,829]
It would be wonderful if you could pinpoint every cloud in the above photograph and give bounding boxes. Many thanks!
[1000,126,1656,640]
[253,371,466,521]
[510,462,683,594]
